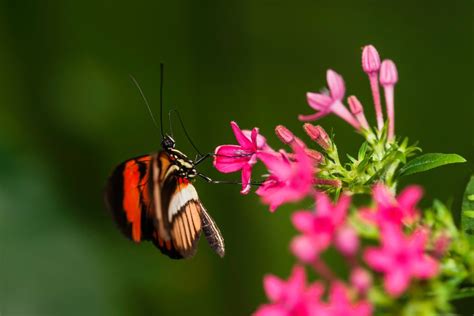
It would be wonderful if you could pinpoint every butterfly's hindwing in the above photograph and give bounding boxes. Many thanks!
[105,155,153,242]
[200,204,225,258]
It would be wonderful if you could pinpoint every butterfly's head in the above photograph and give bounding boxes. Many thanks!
[162,134,176,150]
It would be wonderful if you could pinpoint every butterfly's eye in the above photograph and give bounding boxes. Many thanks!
[162,135,176,149]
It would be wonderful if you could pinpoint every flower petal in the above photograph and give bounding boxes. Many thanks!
[291,211,315,234]
[397,185,423,211]
[263,275,285,302]
[328,282,350,305]
[332,194,351,225]
[290,235,319,263]
[334,226,359,256]
[315,192,333,217]
[307,92,333,110]
[363,248,391,272]
[253,304,287,316]
[327,69,345,101]
[241,164,253,194]
[231,121,253,149]
[243,129,268,150]
[384,268,410,297]
[214,145,249,173]
[411,255,438,279]
[286,265,307,306]
[298,111,329,122]
[258,151,292,179]
[373,183,395,208]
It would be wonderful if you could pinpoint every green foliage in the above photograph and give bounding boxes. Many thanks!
[462,176,474,246]
[317,128,421,194]
[399,153,466,177]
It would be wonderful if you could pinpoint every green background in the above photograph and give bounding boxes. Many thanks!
[0,1,472,315]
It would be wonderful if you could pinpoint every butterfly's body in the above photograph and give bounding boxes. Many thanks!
[105,135,225,259]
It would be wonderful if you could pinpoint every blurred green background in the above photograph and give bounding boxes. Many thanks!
[0,1,472,315]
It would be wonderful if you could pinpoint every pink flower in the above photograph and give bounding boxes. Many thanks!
[290,193,352,262]
[364,226,439,297]
[256,145,314,212]
[214,121,272,194]
[320,282,373,316]
[254,266,324,316]
[299,70,360,130]
[360,184,423,227]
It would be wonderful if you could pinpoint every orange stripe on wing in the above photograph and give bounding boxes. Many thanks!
[122,160,142,242]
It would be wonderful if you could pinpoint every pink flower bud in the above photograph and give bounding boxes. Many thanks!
[350,267,372,294]
[434,233,451,258]
[275,125,295,145]
[304,148,324,164]
[362,45,381,73]
[303,123,331,150]
[313,178,342,188]
[327,69,345,101]
[348,95,363,114]
[380,59,398,86]
[335,226,359,256]
[348,95,370,130]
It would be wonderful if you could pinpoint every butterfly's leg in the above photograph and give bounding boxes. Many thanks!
[197,173,263,186]
[194,153,212,166]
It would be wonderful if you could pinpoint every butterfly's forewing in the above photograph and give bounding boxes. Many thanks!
[149,152,203,259]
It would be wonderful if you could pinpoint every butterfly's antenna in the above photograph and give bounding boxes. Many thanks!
[159,63,165,138]
[168,109,174,138]
[169,109,203,156]
[129,74,162,137]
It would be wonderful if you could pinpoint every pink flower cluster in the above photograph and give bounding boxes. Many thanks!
[214,121,320,211]
[360,184,439,296]
[213,44,443,315]
[253,186,440,316]
[255,266,372,316]
[299,45,398,140]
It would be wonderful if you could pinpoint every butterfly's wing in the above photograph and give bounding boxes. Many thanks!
[105,151,225,259]
[105,155,154,242]
[149,152,225,259]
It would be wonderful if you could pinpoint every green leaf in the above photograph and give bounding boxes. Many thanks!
[462,176,474,246]
[399,153,466,177]
[357,142,368,160]
[450,286,474,300]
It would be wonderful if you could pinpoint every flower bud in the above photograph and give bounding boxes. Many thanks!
[362,45,381,73]
[380,59,398,86]
[275,125,295,145]
[434,232,451,258]
[303,123,331,150]
[304,148,324,164]
[348,95,363,114]
[348,95,370,130]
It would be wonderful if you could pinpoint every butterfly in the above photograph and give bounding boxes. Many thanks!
[105,135,225,259]
[105,68,224,259]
